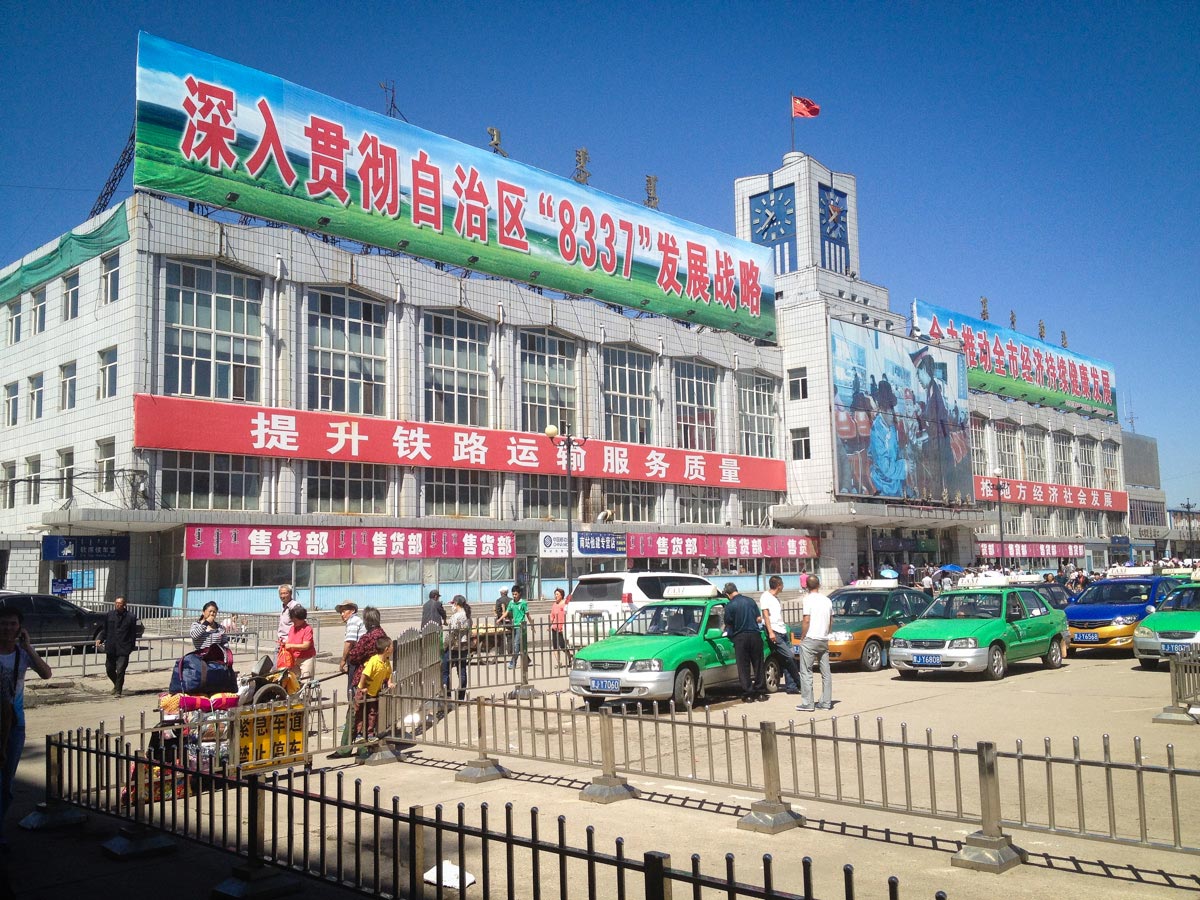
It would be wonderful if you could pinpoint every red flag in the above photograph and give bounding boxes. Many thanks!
[791,96,820,118]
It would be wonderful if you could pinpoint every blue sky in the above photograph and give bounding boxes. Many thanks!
[2,1,1197,506]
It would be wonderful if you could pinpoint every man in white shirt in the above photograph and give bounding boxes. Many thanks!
[758,575,801,694]
[795,574,834,712]
[276,584,300,651]
[337,601,367,695]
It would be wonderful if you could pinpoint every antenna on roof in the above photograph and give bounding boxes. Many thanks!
[90,123,136,218]
[379,80,409,122]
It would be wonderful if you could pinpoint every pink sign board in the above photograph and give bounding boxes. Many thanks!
[625,533,818,559]
[185,525,515,560]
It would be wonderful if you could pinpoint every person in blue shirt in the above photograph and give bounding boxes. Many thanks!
[723,583,766,703]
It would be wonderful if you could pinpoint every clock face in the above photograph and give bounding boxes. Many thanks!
[820,185,848,242]
[749,186,796,244]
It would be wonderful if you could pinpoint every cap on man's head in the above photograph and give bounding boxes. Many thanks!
[429,589,441,599]
[335,601,358,613]
[723,582,739,596]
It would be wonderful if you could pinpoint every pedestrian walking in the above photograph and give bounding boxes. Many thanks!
[723,582,766,702]
[95,596,140,697]
[758,576,801,694]
[504,584,529,669]
[494,588,512,655]
[549,587,573,669]
[795,575,834,712]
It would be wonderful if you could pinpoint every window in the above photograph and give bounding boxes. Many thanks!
[166,261,263,402]
[307,286,386,414]
[520,473,570,519]
[101,252,120,304]
[56,449,74,500]
[423,467,492,517]
[603,345,654,443]
[24,456,40,505]
[674,361,718,451]
[1023,428,1047,483]
[520,328,576,434]
[31,288,45,335]
[1077,439,1098,489]
[677,485,722,525]
[994,422,1021,480]
[423,310,489,426]
[969,416,989,477]
[1101,442,1120,491]
[1106,512,1125,537]
[27,374,43,421]
[1053,434,1073,485]
[162,451,262,511]
[0,461,14,509]
[1030,506,1052,536]
[740,489,779,527]
[602,478,657,522]
[787,367,808,401]
[59,362,76,410]
[1053,508,1078,538]
[1080,510,1103,538]
[1129,499,1167,527]
[1002,503,1026,537]
[62,271,79,320]
[5,300,20,346]
[96,439,116,492]
[3,383,16,427]
[306,460,388,514]
[98,347,118,398]
[738,371,776,457]
[790,427,811,461]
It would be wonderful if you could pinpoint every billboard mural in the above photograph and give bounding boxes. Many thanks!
[830,319,973,505]
[133,34,777,341]
[913,300,1116,420]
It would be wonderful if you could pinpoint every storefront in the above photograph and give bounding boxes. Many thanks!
[624,532,818,593]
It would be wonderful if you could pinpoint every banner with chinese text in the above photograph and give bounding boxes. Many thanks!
[134,33,777,340]
[135,395,787,491]
[185,525,516,560]
[626,533,817,559]
[914,300,1117,420]
[235,703,308,773]
[975,540,1085,559]
[972,475,1128,512]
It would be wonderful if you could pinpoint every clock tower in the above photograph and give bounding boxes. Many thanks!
[734,152,859,278]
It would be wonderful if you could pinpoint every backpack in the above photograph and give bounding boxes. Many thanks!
[169,646,237,696]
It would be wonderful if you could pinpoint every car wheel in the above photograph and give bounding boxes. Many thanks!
[1042,638,1064,670]
[984,644,1007,681]
[860,639,884,672]
[672,667,697,710]
[762,657,782,694]
[1138,658,1160,671]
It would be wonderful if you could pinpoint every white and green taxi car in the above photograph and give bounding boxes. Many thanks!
[567,585,780,709]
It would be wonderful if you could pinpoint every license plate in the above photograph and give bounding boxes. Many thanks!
[1072,632,1100,643]
[589,678,620,693]
[1162,642,1190,654]
[912,654,942,667]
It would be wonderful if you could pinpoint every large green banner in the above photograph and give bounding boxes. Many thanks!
[134,34,777,341]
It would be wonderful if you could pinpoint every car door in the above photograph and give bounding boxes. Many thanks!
[1017,590,1058,654]
[1001,590,1036,660]
[31,594,90,645]
[701,602,737,684]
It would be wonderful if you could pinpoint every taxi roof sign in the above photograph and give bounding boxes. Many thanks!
[1104,566,1156,579]
[846,579,899,589]
[662,584,721,600]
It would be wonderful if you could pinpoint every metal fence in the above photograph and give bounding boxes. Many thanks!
[1156,645,1200,725]
[36,631,264,679]
[39,730,948,899]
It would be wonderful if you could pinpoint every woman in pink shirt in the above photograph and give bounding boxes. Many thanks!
[549,588,572,669]
[281,605,316,683]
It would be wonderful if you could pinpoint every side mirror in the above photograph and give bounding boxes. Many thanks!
[1146,604,1156,616]
[704,627,723,641]
[608,628,618,637]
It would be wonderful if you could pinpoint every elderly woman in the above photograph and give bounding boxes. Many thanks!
[345,606,388,692]
[190,601,230,657]
[280,605,316,682]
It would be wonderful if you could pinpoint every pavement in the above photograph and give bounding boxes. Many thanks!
[3,629,1199,899]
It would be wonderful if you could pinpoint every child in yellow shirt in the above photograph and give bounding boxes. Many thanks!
[354,636,392,740]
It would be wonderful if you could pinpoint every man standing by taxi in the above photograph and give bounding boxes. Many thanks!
[796,575,834,712]
[724,583,766,703]
[758,576,801,694]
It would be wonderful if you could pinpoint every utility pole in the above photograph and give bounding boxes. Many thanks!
[1181,499,1197,561]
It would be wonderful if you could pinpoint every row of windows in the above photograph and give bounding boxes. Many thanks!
[3,350,117,427]
[152,452,783,525]
[1129,499,1168,527]
[970,417,1120,490]
[0,439,115,509]
[4,254,119,347]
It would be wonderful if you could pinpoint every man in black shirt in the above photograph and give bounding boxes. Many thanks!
[723,583,766,702]
[95,596,141,697]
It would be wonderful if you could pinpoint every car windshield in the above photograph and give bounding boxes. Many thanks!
[831,592,887,616]
[1075,582,1151,606]
[616,604,704,636]
[1159,587,1200,612]
[918,592,1001,620]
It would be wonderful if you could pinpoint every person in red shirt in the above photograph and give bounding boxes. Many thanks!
[281,605,316,683]
[548,588,572,669]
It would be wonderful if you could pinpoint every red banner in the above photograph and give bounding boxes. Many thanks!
[626,533,818,559]
[185,525,515,560]
[975,540,1085,559]
[134,396,787,491]
[973,475,1128,513]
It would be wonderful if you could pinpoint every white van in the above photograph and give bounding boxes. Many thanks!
[564,572,717,647]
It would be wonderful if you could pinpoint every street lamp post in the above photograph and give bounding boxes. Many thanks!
[991,467,1009,572]
[545,425,588,597]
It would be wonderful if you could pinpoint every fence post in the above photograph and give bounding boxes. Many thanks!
[951,741,1027,873]
[212,774,300,899]
[408,804,427,900]
[457,697,507,782]
[644,850,673,900]
[19,735,87,831]
[1153,650,1199,725]
[580,708,639,803]
[738,721,804,833]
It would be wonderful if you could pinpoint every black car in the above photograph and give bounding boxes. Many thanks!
[1027,581,1073,610]
[0,592,109,648]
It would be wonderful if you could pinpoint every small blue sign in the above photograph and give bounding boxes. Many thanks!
[51,579,74,596]
[42,535,130,561]
[578,532,627,555]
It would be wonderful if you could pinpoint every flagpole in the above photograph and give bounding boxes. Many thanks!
[790,95,795,151]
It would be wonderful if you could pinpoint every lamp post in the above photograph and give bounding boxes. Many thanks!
[545,424,588,596]
[991,467,1009,572]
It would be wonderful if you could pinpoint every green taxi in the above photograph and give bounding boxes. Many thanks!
[1133,581,1200,670]
[888,584,1068,680]
[567,586,780,709]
